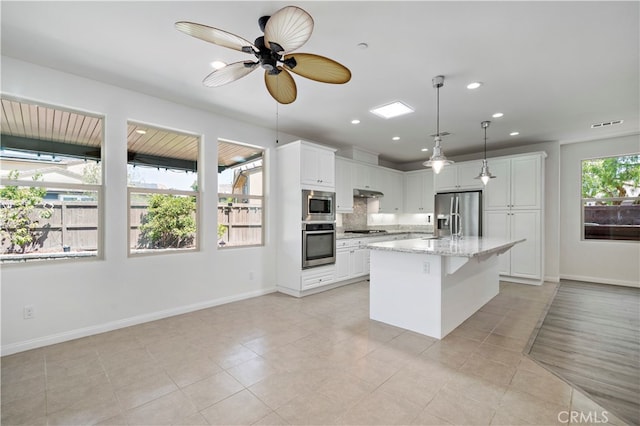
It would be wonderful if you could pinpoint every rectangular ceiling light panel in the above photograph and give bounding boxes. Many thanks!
[370,101,415,119]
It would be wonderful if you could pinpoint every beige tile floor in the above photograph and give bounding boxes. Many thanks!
[1,281,629,425]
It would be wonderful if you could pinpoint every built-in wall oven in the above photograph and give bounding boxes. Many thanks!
[302,222,336,269]
[302,190,335,222]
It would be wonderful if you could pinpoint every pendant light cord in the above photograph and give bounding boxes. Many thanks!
[275,74,280,144]
[436,85,440,137]
[484,126,487,159]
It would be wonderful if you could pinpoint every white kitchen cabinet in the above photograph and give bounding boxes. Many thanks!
[484,154,542,210]
[335,157,354,212]
[335,248,351,281]
[434,162,484,192]
[377,168,404,213]
[352,162,379,190]
[404,170,434,213]
[482,151,546,285]
[276,141,338,297]
[300,265,336,290]
[485,210,541,280]
[350,247,367,277]
[335,239,369,282]
[300,143,335,189]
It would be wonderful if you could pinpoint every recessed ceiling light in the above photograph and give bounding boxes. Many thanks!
[510,131,520,136]
[392,136,400,141]
[467,82,483,90]
[210,61,227,69]
[357,42,369,50]
[135,129,147,135]
[492,112,504,118]
[421,148,429,152]
[370,101,414,119]
[351,119,360,124]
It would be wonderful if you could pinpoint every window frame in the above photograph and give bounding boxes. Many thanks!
[580,153,640,243]
[126,121,201,257]
[217,140,265,249]
[0,96,104,264]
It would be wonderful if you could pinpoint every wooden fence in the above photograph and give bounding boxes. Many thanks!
[217,204,263,247]
[0,201,99,253]
[1,201,263,254]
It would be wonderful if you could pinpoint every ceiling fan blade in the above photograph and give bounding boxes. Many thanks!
[264,6,314,53]
[283,53,351,84]
[203,61,259,87]
[175,21,255,53]
[264,67,297,104]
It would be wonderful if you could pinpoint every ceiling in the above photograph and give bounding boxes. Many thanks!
[1,1,638,165]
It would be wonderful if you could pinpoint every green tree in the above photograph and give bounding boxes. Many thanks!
[582,155,640,202]
[0,171,54,253]
[138,194,196,249]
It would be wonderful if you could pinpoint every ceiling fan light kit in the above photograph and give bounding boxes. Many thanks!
[175,6,351,104]
[475,120,497,185]
[423,75,454,174]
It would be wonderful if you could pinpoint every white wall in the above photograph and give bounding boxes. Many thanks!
[0,57,283,355]
[560,134,640,287]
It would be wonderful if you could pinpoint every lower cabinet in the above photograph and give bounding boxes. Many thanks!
[300,265,336,290]
[485,210,541,282]
[336,239,369,282]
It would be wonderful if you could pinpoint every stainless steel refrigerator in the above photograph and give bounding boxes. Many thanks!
[434,190,483,238]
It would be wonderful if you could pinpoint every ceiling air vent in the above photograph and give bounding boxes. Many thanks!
[429,131,451,137]
[591,120,624,129]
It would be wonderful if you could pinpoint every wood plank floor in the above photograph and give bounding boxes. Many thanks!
[527,280,640,425]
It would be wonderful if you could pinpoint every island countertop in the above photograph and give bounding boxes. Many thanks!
[367,236,525,258]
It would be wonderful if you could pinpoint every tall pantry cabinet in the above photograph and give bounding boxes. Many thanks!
[483,152,546,285]
[276,141,338,297]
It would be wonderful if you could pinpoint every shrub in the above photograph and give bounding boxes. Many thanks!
[138,194,196,249]
[0,171,53,253]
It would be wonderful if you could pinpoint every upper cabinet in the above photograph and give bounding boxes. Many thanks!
[300,143,335,189]
[377,168,404,213]
[335,157,354,212]
[484,154,543,210]
[434,162,484,192]
[352,162,380,190]
[404,170,434,213]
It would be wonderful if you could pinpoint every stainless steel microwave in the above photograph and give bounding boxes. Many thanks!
[302,189,335,222]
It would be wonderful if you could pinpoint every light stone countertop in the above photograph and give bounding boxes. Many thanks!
[337,230,434,240]
[367,236,525,258]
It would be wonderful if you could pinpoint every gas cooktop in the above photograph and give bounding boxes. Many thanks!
[344,230,388,234]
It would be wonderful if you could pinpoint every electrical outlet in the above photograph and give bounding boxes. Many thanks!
[249,271,254,281]
[23,305,35,319]
[422,262,430,274]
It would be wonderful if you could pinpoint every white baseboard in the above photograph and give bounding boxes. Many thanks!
[544,275,560,283]
[1,287,277,356]
[560,274,640,288]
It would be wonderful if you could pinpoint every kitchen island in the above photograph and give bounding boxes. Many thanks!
[367,237,523,339]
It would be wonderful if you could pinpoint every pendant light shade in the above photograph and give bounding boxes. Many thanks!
[475,120,496,185]
[423,75,453,174]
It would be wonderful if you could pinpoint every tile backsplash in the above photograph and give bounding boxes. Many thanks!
[341,198,368,229]
[338,198,434,232]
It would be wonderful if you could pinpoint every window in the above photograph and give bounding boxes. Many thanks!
[217,140,264,247]
[0,97,103,263]
[127,122,199,255]
[582,154,640,241]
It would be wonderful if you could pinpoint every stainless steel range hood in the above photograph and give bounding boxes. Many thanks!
[353,188,384,198]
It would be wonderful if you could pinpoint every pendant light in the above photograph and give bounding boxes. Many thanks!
[475,120,496,185]
[423,75,454,174]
